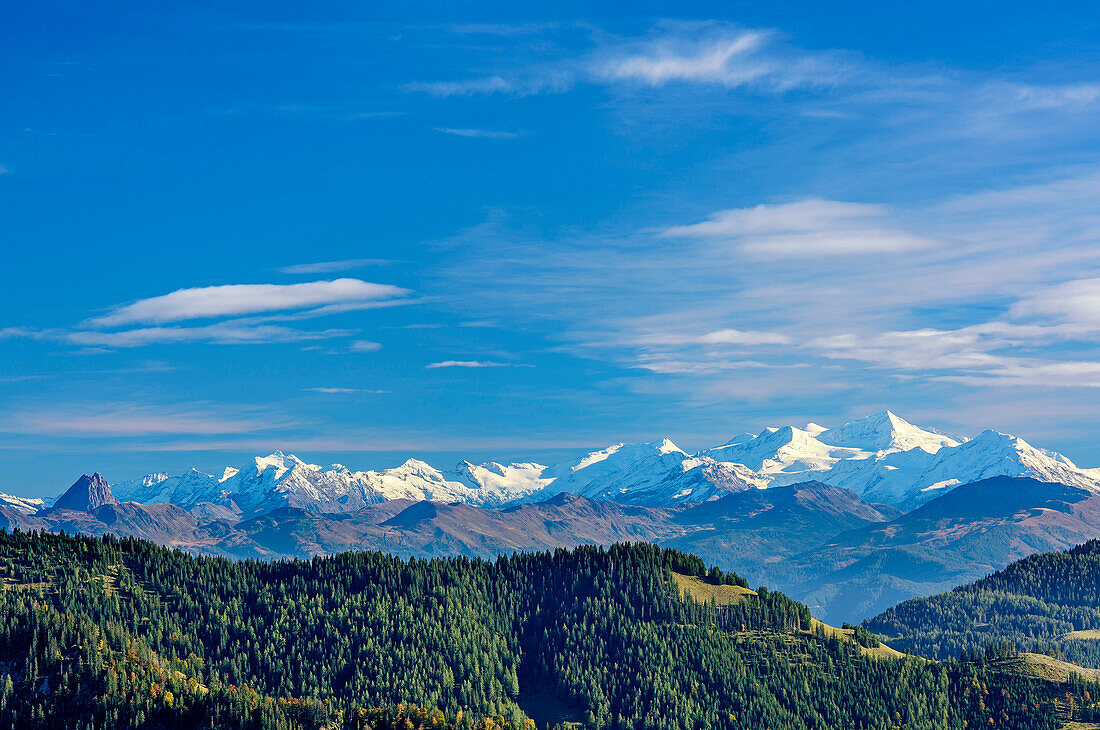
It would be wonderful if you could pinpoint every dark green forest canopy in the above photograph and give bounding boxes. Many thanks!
[0,529,1097,730]
[866,538,1100,668]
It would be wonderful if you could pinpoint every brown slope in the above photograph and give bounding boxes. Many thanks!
[230,493,686,560]
[0,505,50,532]
[45,502,215,548]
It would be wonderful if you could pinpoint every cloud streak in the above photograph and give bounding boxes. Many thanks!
[425,360,515,369]
[592,27,859,92]
[663,199,934,258]
[431,163,1100,404]
[279,259,392,274]
[302,387,382,394]
[434,127,522,139]
[3,403,288,437]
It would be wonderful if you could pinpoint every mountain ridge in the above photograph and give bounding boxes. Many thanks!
[60,411,1100,517]
[11,471,1100,625]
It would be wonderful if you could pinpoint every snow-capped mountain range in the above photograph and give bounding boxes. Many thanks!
[9,411,1100,518]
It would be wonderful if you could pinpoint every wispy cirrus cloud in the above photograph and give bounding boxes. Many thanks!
[430,165,1100,403]
[407,21,873,99]
[426,360,515,369]
[627,328,792,347]
[591,26,859,91]
[434,127,522,139]
[279,259,392,274]
[2,403,289,437]
[1,322,355,348]
[407,19,1100,152]
[663,199,934,258]
[302,387,387,394]
[66,322,352,348]
[407,72,574,98]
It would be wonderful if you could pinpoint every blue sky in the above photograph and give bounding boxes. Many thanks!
[3,1,1100,496]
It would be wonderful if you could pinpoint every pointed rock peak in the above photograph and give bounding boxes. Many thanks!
[53,473,119,511]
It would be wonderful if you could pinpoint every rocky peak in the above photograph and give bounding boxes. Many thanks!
[53,473,120,511]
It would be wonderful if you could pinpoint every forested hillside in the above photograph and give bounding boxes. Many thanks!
[0,530,1097,729]
[866,539,1100,667]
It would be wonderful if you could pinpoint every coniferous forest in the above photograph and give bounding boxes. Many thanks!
[867,538,1100,667]
[0,529,1097,729]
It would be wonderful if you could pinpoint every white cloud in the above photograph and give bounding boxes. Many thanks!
[995,82,1100,112]
[664,199,933,257]
[4,404,286,437]
[431,164,1100,404]
[70,323,346,347]
[434,128,522,139]
[407,76,514,96]
[629,328,792,346]
[699,328,792,345]
[1012,278,1100,327]
[940,171,1100,214]
[597,31,773,86]
[406,71,573,97]
[279,259,391,274]
[409,23,862,98]
[89,279,409,327]
[809,325,1100,388]
[2,322,347,348]
[592,26,861,93]
[742,230,932,257]
[303,387,362,394]
[664,200,883,236]
[349,340,383,352]
[425,360,512,369]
